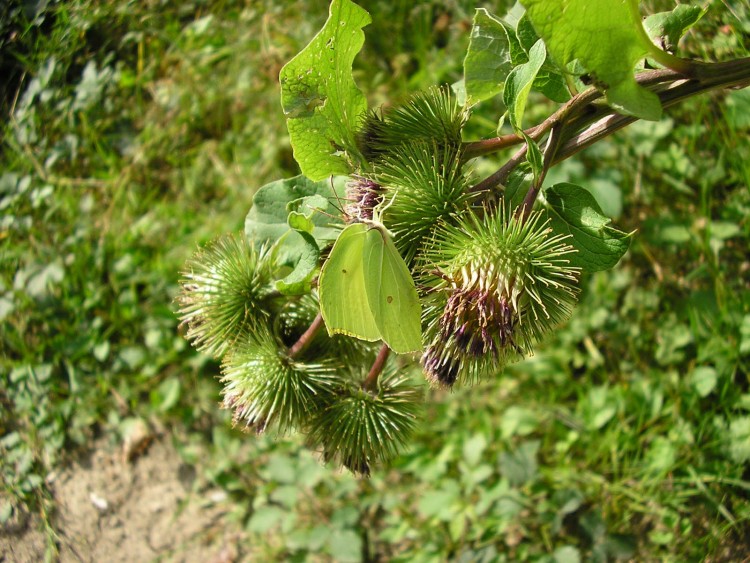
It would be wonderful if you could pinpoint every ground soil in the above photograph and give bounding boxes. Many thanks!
[1,436,244,563]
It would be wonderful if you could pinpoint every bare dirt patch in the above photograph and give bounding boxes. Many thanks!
[1,436,244,563]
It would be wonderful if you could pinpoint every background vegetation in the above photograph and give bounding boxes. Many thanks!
[1,0,749,560]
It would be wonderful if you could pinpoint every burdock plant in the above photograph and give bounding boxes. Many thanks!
[178,234,276,358]
[178,0,750,473]
[421,210,580,387]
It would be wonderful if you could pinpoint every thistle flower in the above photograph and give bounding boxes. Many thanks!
[357,85,468,161]
[373,141,475,262]
[421,210,580,386]
[178,234,276,358]
[221,332,342,435]
[308,367,423,476]
[344,176,383,222]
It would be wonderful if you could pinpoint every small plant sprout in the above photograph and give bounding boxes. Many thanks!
[178,0,750,473]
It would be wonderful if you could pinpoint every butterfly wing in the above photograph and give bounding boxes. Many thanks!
[319,223,381,341]
[362,227,422,354]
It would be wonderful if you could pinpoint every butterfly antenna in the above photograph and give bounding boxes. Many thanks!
[328,176,348,219]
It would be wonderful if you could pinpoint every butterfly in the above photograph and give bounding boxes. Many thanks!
[318,196,422,354]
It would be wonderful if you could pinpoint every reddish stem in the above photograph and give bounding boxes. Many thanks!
[288,314,324,359]
[362,345,390,392]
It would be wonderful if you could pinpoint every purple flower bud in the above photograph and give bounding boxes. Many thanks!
[345,176,383,222]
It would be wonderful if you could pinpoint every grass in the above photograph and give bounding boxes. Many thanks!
[1,0,749,561]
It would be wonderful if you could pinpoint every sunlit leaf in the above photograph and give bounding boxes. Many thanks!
[503,39,546,131]
[545,182,633,272]
[522,0,662,120]
[463,8,517,105]
[279,0,371,179]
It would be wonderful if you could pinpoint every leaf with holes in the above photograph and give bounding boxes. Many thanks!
[279,0,370,180]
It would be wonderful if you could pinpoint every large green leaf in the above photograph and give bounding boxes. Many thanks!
[522,0,662,120]
[463,8,517,105]
[545,182,633,272]
[463,7,570,108]
[279,0,370,180]
[245,175,345,266]
[504,39,546,131]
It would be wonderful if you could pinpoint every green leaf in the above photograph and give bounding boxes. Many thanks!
[522,132,543,184]
[275,230,319,295]
[607,80,662,122]
[418,485,459,519]
[0,295,14,322]
[516,12,571,103]
[463,8,517,105]
[245,175,345,266]
[532,69,571,104]
[462,433,488,467]
[0,502,11,524]
[503,166,533,214]
[331,506,359,527]
[644,5,706,53]
[287,194,330,234]
[726,89,750,130]
[690,366,717,398]
[154,377,181,412]
[545,183,633,272]
[451,79,467,107]
[275,195,331,295]
[248,505,286,533]
[553,546,581,563]
[279,0,371,180]
[498,440,539,486]
[264,454,298,484]
[644,436,676,475]
[500,406,538,439]
[522,0,662,120]
[728,417,750,464]
[449,510,468,542]
[328,529,362,562]
[318,222,422,353]
[504,39,546,131]
[270,485,299,509]
[583,386,617,430]
[592,406,616,430]
[515,11,539,55]
[740,315,750,356]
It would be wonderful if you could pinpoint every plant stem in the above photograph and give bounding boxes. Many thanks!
[362,345,390,392]
[469,144,526,194]
[288,314,324,359]
[518,123,564,222]
[554,61,750,165]
[469,57,750,201]
[463,87,601,161]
